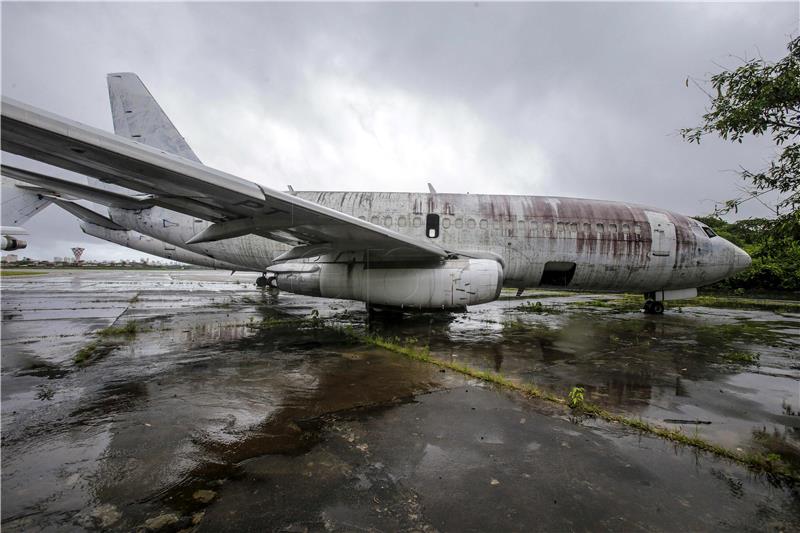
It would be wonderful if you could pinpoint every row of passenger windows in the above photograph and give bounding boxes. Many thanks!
[363,215,643,236]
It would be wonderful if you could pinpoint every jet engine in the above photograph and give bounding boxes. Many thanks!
[1,236,27,251]
[269,258,504,309]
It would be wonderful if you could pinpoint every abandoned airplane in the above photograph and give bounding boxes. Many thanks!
[0,73,751,313]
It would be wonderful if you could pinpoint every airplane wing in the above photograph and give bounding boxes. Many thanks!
[1,97,449,262]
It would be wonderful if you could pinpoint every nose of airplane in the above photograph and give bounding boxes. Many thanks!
[733,245,752,273]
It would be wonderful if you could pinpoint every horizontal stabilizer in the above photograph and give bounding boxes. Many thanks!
[51,199,126,231]
[1,177,52,226]
[1,165,146,210]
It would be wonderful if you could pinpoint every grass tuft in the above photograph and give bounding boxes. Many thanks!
[96,321,140,338]
[0,270,48,277]
[516,301,563,314]
[74,320,144,365]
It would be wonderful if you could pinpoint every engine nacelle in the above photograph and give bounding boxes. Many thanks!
[270,258,504,309]
[1,236,27,251]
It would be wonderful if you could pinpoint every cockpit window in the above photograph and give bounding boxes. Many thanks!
[702,227,717,238]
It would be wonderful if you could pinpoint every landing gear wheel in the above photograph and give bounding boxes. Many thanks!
[643,300,655,314]
[256,275,268,288]
[652,301,664,314]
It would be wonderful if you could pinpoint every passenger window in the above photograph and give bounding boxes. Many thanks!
[596,223,604,233]
[426,214,440,238]
[384,216,392,227]
[358,216,366,221]
[370,215,380,225]
[479,219,488,229]
[557,222,565,234]
[544,222,553,233]
[492,219,501,230]
[530,222,538,234]
[467,218,477,229]
[455,218,464,229]
[609,224,618,234]
[569,223,578,234]
[413,217,422,228]
[634,224,642,236]
[442,217,451,229]
[398,216,407,227]
[622,224,630,235]
[583,223,591,234]
[703,227,717,238]
[518,220,526,232]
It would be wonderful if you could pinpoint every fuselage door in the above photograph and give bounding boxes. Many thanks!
[645,211,676,257]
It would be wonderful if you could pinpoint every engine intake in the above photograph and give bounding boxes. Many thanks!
[270,258,503,309]
[1,236,27,251]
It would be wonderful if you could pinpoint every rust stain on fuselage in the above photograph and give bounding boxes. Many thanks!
[291,191,717,292]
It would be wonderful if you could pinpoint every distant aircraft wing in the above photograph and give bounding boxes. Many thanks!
[1,97,448,262]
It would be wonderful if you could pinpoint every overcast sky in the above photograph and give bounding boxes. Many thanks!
[2,2,798,261]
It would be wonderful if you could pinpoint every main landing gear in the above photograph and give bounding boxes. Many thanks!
[256,274,268,288]
[643,297,664,315]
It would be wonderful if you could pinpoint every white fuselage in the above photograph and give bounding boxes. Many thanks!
[105,190,750,294]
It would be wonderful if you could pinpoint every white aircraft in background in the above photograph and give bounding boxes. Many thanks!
[1,177,49,252]
[0,73,751,314]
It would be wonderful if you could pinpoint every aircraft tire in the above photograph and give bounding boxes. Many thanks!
[256,275,268,288]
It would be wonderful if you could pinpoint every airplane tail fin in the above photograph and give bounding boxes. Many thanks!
[1,177,52,227]
[107,72,202,163]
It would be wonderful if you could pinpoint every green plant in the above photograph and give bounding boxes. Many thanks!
[567,386,586,409]
[96,321,140,338]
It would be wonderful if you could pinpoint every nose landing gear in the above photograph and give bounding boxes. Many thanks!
[643,299,664,314]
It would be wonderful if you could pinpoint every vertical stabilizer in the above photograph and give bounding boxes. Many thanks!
[107,72,202,163]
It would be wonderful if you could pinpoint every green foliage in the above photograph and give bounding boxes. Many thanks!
[723,350,760,365]
[683,36,800,259]
[695,216,800,291]
[682,37,800,214]
[567,386,585,409]
[0,270,48,277]
[74,341,101,364]
[96,321,140,338]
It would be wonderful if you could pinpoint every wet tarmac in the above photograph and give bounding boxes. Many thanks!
[1,269,799,531]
